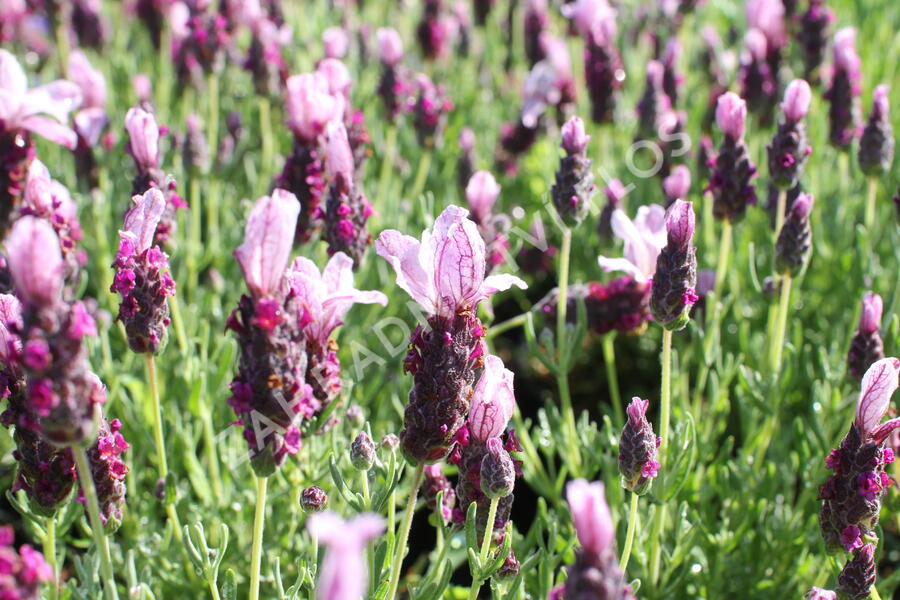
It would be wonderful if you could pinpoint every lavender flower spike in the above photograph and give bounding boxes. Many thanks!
[768,79,813,191]
[805,588,837,600]
[111,188,176,354]
[649,200,698,331]
[0,526,53,599]
[308,512,385,600]
[375,206,525,463]
[564,479,634,600]
[662,165,691,207]
[709,93,757,222]
[848,292,884,380]
[858,85,894,176]
[825,28,862,150]
[838,543,876,599]
[551,116,596,226]
[618,397,660,494]
[774,192,814,276]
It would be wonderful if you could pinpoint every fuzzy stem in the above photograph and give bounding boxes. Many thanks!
[189,175,202,298]
[870,585,883,600]
[408,150,433,202]
[602,333,624,428]
[649,328,673,585]
[361,471,376,592]
[865,177,878,232]
[774,189,787,242]
[769,273,793,375]
[377,126,398,207]
[386,465,425,600]
[44,514,58,600]
[72,445,120,600]
[619,492,640,572]
[202,407,222,502]
[467,496,501,600]
[249,475,269,600]
[486,313,528,339]
[555,228,582,474]
[648,502,666,586]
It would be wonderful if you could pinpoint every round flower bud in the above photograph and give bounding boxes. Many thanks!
[480,438,516,499]
[350,432,376,471]
[381,433,400,452]
[301,486,328,513]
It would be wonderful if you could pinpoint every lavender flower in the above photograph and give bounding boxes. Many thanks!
[301,486,328,513]
[79,414,129,532]
[170,4,230,88]
[0,51,81,235]
[465,171,509,270]
[661,38,683,107]
[323,26,349,59]
[308,512,384,600]
[805,587,837,600]
[410,74,453,149]
[68,50,108,189]
[819,358,900,554]
[551,117,596,226]
[71,0,108,49]
[417,0,452,60]
[649,200,698,331]
[125,106,186,246]
[597,179,626,240]
[618,397,660,494]
[708,93,757,222]
[825,28,862,150]
[110,189,176,354]
[662,165,691,207]
[375,28,409,122]
[564,479,634,600]
[182,113,210,175]
[244,16,289,98]
[5,217,105,445]
[523,0,549,66]
[565,0,622,124]
[837,544,876,599]
[322,122,374,267]
[375,206,526,464]
[848,293,885,380]
[738,29,777,122]
[227,190,313,476]
[774,192,814,276]
[598,204,667,282]
[457,128,476,193]
[858,85,894,176]
[285,251,386,415]
[636,60,670,142]
[0,525,53,599]
[350,431,376,470]
[768,79,813,191]
[798,0,833,83]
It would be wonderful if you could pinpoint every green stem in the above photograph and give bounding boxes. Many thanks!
[361,471,375,593]
[648,502,667,586]
[712,219,733,299]
[167,295,189,355]
[769,273,793,375]
[54,18,70,76]
[259,96,274,193]
[386,465,425,600]
[486,313,528,339]
[870,585,883,600]
[602,333,624,428]
[207,72,220,161]
[202,407,223,502]
[249,475,269,600]
[376,126,398,208]
[555,228,581,474]
[189,175,202,298]
[774,189,787,243]
[619,492,640,572]
[147,356,184,544]
[649,328,673,585]
[467,497,500,600]
[72,445,120,600]
[44,514,58,600]
[865,177,878,232]
[408,150,432,202]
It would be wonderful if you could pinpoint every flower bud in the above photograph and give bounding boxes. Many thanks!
[858,84,894,176]
[561,116,590,154]
[551,116,596,226]
[480,438,516,499]
[775,193,814,276]
[377,27,404,66]
[837,544,875,600]
[805,588,836,600]
[715,92,747,141]
[782,79,812,123]
[301,486,328,513]
[381,433,400,452]
[322,26,349,59]
[650,200,698,331]
[465,171,501,226]
[662,165,691,207]
[5,217,64,311]
[350,432,376,471]
[848,293,885,379]
[618,398,660,495]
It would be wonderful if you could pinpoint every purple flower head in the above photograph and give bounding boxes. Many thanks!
[124,106,160,172]
[0,525,53,598]
[316,59,352,107]
[5,217,63,310]
[806,588,837,600]
[566,478,614,557]
[286,252,387,347]
[746,0,787,49]
[468,355,516,443]
[858,84,894,175]
[562,0,616,45]
[666,200,695,248]
[375,205,526,319]
[322,26,349,59]
[859,293,882,335]
[855,357,900,442]
[871,84,889,121]
[284,72,345,143]
[376,27,404,66]
[234,189,301,299]
[833,28,861,76]
[716,92,747,141]
[0,50,82,149]
[619,397,660,493]
[324,120,354,187]
[561,116,590,154]
[308,512,385,600]
[465,171,501,225]
[838,543,876,599]
[662,165,691,205]
[782,79,813,123]
[598,204,667,282]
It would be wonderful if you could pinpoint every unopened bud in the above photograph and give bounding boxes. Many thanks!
[480,438,516,499]
[300,486,328,513]
[350,432,376,471]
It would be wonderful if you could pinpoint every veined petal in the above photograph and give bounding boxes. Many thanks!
[122,188,167,252]
[469,355,516,442]
[856,357,900,436]
[19,116,78,149]
[24,80,82,123]
[234,189,300,298]
[610,209,654,278]
[432,207,486,315]
[375,230,436,314]
[479,273,528,300]
[597,256,646,281]
[0,49,27,97]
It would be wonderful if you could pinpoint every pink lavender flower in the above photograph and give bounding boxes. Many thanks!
[286,251,386,408]
[662,164,691,207]
[0,525,53,599]
[551,116,595,226]
[284,72,344,144]
[564,479,633,599]
[805,587,837,600]
[523,0,549,67]
[410,74,453,149]
[825,28,862,149]
[78,414,129,532]
[322,26,349,59]
[774,192,814,275]
[636,60,670,142]
[227,190,316,476]
[598,204,667,282]
[111,188,176,354]
[819,358,900,554]
[322,122,373,266]
[68,50,108,149]
[649,200,697,330]
[244,16,289,98]
[858,84,894,176]
[375,28,409,123]
[708,93,757,221]
[423,463,456,520]
[465,171,509,269]
[170,3,231,88]
[838,543,876,599]
[618,397,660,493]
[798,0,834,83]
[768,79,813,191]
[848,293,884,380]
[71,0,109,49]
[308,512,385,600]
[417,0,452,60]
[375,206,525,464]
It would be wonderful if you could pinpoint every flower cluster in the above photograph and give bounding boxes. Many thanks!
[649,200,698,331]
[375,28,409,122]
[551,117,596,227]
[78,415,129,532]
[819,358,900,556]
[465,171,509,270]
[376,205,525,464]
[110,189,176,355]
[708,93,757,222]
[565,0,622,124]
[0,525,53,600]
[798,0,834,83]
[847,293,885,380]
[410,74,453,149]
[619,397,660,494]
[125,106,187,246]
[170,3,231,88]
[767,80,813,191]
[774,193,814,276]
[825,28,862,150]
[858,85,894,176]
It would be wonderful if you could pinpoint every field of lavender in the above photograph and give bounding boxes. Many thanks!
[1,0,899,599]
